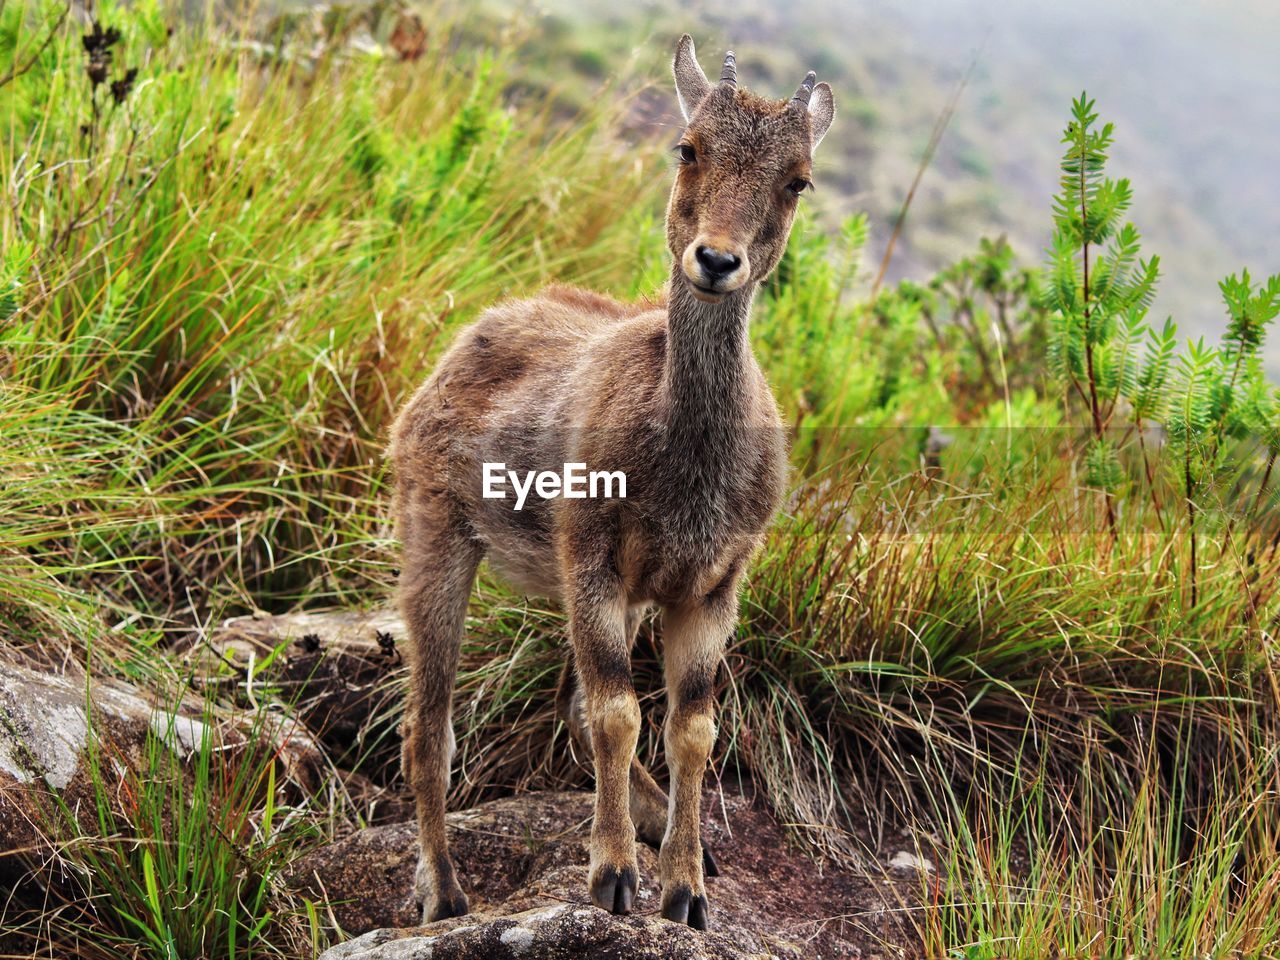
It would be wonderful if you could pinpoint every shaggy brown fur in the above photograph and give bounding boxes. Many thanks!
[389,35,834,930]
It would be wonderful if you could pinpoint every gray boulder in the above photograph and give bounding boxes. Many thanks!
[322,906,791,960]
[0,656,321,878]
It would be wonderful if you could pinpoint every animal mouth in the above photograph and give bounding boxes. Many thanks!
[687,277,725,300]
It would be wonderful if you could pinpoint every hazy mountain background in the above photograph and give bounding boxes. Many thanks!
[502,0,1280,373]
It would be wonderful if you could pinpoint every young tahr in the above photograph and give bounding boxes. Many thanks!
[389,35,834,930]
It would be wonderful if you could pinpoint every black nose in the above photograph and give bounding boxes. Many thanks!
[695,245,741,280]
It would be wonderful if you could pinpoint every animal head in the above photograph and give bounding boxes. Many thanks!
[667,35,835,302]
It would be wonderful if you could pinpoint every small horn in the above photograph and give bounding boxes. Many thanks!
[720,51,737,86]
[790,70,817,107]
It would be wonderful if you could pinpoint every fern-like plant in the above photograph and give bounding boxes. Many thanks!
[1042,94,1161,536]
[1043,94,1280,604]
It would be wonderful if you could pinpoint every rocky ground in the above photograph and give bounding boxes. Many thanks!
[292,790,923,959]
[1,611,929,958]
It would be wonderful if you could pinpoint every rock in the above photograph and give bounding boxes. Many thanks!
[322,905,787,960]
[297,791,920,960]
[0,656,322,882]
[197,609,407,779]
[0,659,194,876]
[887,851,933,875]
[290,793,599,933]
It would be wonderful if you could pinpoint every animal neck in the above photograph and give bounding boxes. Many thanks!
[662,271,756,437]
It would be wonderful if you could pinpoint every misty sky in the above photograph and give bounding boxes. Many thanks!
[853,0,1279,363]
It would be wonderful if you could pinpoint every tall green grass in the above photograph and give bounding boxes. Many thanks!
[9,694,321,959]
[918,715,1280,958]
[1,0,659,657]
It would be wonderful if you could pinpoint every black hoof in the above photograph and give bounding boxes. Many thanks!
[702,843,720,878]
[590,863,638,914]
[662,884,710,930]
[425,886,469,923]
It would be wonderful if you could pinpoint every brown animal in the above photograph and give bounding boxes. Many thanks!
[389,35,834,931]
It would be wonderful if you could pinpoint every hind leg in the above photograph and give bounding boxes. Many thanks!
[555,608,719,876]
[398,487,482,923]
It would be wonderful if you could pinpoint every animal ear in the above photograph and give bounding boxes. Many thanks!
[673,34,712,122]
[809,81,835,152]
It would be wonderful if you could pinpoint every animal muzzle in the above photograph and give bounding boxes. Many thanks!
[681,238,749,299]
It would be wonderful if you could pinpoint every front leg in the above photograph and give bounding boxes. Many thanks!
[566,558,641,914]
[554,616,721,878]
[658,577,738,930]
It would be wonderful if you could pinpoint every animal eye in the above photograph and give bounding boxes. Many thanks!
[787,178,812,195]
[676,143,697,164]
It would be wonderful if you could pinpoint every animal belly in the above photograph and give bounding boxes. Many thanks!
[472,501,563,600]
